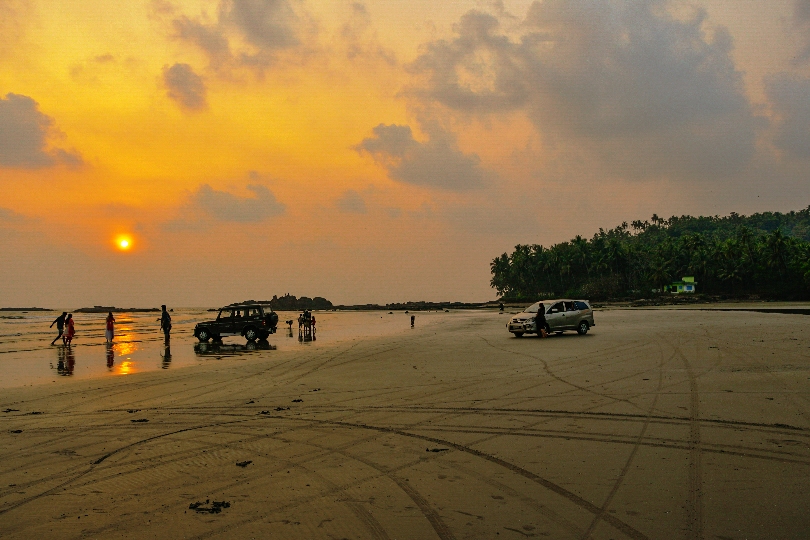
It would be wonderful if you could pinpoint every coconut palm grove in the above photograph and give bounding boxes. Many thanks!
[490,207,810,301]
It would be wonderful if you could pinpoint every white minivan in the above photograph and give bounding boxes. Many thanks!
[507,299,595,337]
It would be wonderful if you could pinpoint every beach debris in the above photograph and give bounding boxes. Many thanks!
[188,499,231,514]
[246,400,255,404]
[10,430,22,434]
[236,460,252,468]
[292,399,303,403]
[275,407,290,411]
[426,447,449,453]
[2,409,19,413]
[259,410,270,415]
[126,409,140,413]
[310,388,320,392]
[130,418,149,423]
[25,411,43,415]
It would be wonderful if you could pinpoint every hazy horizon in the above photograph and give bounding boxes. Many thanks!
[2,0,810,307]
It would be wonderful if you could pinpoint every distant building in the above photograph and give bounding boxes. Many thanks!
[666,276,697,293]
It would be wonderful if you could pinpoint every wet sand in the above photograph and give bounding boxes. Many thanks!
[1,309,809,539]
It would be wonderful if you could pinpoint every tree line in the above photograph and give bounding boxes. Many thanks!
[490,207,810,301]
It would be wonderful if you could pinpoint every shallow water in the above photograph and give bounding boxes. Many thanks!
[0,309,454,388]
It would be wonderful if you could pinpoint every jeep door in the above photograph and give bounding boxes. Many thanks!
[545,302,566,330]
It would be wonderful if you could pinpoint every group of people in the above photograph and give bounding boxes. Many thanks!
[48,305,173,346]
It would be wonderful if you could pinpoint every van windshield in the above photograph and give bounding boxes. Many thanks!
[524,302,543,314]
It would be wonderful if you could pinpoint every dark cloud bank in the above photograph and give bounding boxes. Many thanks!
[0,93,81,168]
[163,63,208,111]
[407,0,762,181]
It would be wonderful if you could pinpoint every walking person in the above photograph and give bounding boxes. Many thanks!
[105,312,116,343]
[49,312,67,345]
[63,314,75,345]
[159,305,172,338]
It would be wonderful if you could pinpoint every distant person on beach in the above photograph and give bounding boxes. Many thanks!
[410,315,415,327]
[311,314,316,336]
[49,312,67,345]
[105,312,116,343]
[63,314,75,345]
[159,305,172,337]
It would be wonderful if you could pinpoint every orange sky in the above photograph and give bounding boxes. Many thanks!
[1,0,809,307]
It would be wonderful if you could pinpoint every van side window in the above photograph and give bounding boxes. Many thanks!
[550,302,564,313]
[575,301,589,310]
[564,301,576,311]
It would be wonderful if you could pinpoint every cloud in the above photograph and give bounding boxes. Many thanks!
[183,183,286,223]
[0,93,82,168]
[163,63,208,111]
[335,189,367,214]
[794,0,810,63]
[169,0,308,73]
[765,74,810,159]
[225,0,300,50]
[356,124,488,190]
[407,1,760,181]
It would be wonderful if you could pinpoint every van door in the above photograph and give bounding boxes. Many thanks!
[545,302,566,330]
[563,301,580,329]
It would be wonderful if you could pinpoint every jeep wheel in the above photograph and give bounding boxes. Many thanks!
[577,321,589,335]
[512,332,524,338]
[244,327,259,342]
[197,329,211,342]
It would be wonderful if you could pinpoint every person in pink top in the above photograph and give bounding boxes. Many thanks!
[63,314,75,345]
[105,312,116,343]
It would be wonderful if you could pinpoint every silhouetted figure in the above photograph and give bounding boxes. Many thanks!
[410,315,415,327]
[536,306,547,338]
[63,314,75,345]
[159,305,172,338]
[105,312,116,343]
[311,315,316,339]
[50,312,67,345]
[499,302,504,311]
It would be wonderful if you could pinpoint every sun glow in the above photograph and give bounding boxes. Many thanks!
[115,236,133,251]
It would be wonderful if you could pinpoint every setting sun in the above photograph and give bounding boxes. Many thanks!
[115,236,132,251]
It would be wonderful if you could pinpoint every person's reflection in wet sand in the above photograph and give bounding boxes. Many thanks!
[57,345,76,376]
[161,335,172,369]
[106,343,115,370]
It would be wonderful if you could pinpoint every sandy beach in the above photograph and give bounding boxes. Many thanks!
[1,308,809,539]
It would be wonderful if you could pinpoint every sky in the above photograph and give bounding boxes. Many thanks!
[1,0,809,307]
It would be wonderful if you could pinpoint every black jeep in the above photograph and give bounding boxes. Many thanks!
[194,303,279,343]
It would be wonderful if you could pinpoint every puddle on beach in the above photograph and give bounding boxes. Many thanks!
[0,309,454,388]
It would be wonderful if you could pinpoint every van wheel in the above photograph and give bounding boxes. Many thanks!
[512,332,524,338]
[577,321,589,335]
[244,327,259,342]
[197,329,211,342]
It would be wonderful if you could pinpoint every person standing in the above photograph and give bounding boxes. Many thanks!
[49,312,67,345]
[63,314,75,345]
[160,305,172,338]
[105,312,116,343]
[536,305,547,338]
